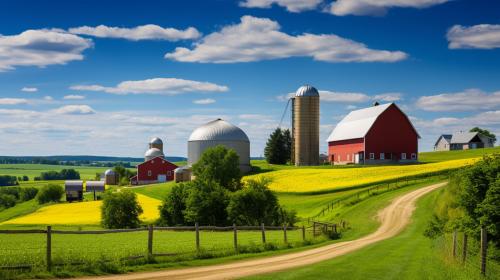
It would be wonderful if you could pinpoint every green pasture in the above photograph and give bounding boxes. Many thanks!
[0,164,109,180]
[419,146,500,162]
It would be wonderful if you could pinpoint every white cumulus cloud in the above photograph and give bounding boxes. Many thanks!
[416,89,500,112]
[71,78,229,95]
[21,87,38,93]
[319,91,371,102]
[52,105,96,115]
[68,24,201,41]
[329,0,450,16]
[239,0,322,12]
[447,24,500,49]
[0,98,28,105]
[165,15,407,63]
[193,98,216,105]
[373,92,402,102]
[63,95,85,100]
[0,29,92,71]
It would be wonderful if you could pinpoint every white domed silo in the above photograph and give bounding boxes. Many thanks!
[292,85,320,166]
[188,119,251,173]
[145,147,165,162]
[149,137,163,151]
[104,169,118,185]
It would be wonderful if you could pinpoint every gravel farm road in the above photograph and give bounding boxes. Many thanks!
[75,182,446,280]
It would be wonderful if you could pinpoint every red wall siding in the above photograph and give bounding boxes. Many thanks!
[365,104,418,160]
[137,157,177,181]
[328,138,364,163]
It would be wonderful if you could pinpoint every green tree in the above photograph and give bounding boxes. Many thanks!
[22,175,29,181]
[183,180,230,226]
[264,128,292,164]
[101,190,143,229]
[158,183,191,226]
[192,145,242,191]
[0,194,16,209]
[20,187,38,201]
[227,177,283,225]
[37,184,64,204]
[470,127,496,144]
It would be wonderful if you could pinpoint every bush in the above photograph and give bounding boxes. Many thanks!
[158,183,191,226]
[22,175,29,181]
[184,180,230,225]
[39,169,80,180]
[37,184,64,204]
[192,145,242,192]
[0,175,18,186]
[101,190,143,229]
[0,186,21,200]
[0,194,16,209]
[20,187,38,201]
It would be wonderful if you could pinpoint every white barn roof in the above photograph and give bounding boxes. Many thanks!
[326,103,419,142]
[450,132,479,144]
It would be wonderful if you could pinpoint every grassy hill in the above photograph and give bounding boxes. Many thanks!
[419,146,500,162]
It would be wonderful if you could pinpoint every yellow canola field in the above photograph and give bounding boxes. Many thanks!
[1,194,161,225]
[245,158,479,193]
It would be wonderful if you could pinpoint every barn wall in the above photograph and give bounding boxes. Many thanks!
[365,105,418,161]
[434,137,451,151]
[328,138,364,164]
[137,157,177,182]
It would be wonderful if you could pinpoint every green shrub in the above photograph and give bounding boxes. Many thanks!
[101,190,143,229]
[0,193,16,209]
[158,183,191,226]
[20,187,38,201]
[0,175,18,186]
[37,184,64,204]
[0,186,21,200]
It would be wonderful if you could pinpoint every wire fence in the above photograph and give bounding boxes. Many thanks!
[0,222,339,272]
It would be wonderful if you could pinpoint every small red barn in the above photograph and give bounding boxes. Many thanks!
[326,103,420,164]
[130,156,178,185]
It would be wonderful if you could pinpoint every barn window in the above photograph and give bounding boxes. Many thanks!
[401,153,407,160]
[148,170,152,176]
[411,153,417,160]
[369,153,374,160]
[380,153,385,160]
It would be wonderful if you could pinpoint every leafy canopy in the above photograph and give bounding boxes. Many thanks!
[101,190,143,229]
[264,128,292,165]
[192,145,242,191]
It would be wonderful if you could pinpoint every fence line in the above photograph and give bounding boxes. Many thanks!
[0,222,337,271]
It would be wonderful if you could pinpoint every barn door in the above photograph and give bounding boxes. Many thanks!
[158,174,167,182]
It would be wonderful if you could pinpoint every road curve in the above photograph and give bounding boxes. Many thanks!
[76,182,446,280]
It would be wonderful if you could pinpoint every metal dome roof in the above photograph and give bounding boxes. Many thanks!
[144,148,164,158]
[295,85,319,97]
[104,169,115,176]
[149,137,163,145]
[188,119,250,142]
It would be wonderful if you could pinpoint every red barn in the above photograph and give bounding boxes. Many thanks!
[326,103,420,164]
[130,156,178,185]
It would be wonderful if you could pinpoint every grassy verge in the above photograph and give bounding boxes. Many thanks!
[244,183,494,280]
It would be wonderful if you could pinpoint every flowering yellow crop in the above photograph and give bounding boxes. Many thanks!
[1,194,161,225]
[244,158,479,193]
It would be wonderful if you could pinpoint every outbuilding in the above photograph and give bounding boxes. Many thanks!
[131,156,178,185]
[326,103,420,164]
[65,180,83,202]
[86,181,105,200]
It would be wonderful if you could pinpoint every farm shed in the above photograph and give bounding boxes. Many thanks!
[65,180,83,202]
[174,166,192,182]
[188,119,251,173]
[327,103,420,165]
[434,132,495,151]
[86,180,105,200]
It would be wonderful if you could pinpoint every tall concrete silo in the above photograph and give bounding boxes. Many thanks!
[292,85,320,166]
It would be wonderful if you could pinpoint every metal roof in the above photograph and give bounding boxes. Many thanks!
[434,134,452,147]
[450,132,479,144]
[149,137,163,145]
[65,180,83,186]
[295,85,319,97]
[104,169,115,176]
[326,103,420,142]
[145,148,164,157]
[86,181,105,187]
[188,119,249,142]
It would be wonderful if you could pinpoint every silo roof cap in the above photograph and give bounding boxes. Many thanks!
[104,169,115,176]
[188,119,250,142]
[295,85,319,97]
[149,137,163,145]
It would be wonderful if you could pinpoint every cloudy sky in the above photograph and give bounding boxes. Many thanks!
[0,0,499,157]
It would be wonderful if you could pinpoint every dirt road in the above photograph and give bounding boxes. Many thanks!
[77,182,446,280]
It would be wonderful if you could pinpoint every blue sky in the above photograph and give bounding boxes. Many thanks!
[0,0,499,157]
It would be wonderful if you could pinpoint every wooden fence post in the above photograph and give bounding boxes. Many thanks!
[46,226,52,272]
[283,224,287,243]
[462,233,467,263]
[313,222,316,237]
[481,227,487,276]
[452,230,457,258]
[195,222,200,253]
[302,225,306,241]
[261,223,266,244]
[148,225,153,258]
[233,223,238,253]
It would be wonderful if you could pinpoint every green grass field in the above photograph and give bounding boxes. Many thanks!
[419,146,500,162]
[246,185,499,280]
[0,164,111,180]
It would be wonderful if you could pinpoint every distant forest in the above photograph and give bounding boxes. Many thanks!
[0,155,187,166]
